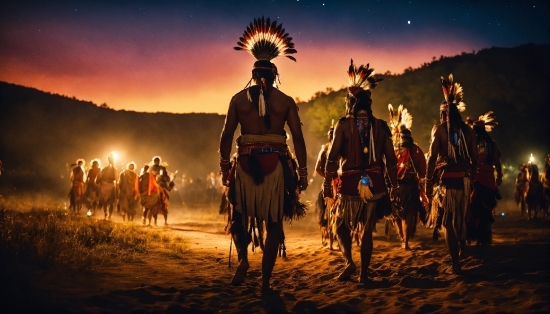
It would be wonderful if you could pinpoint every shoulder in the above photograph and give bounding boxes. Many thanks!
[374,117,391,136]
[433,123,446,135]
[413,143,424,154]
[272,88,296,105]
[230,88,249,103]
[335,116,350,130]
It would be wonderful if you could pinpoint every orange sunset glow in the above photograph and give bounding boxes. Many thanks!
[0,1,519,114]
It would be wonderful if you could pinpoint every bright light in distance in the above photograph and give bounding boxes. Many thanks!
[529,153,534,164]
[87,210,92,217]
[111,151,119,161]
[501,212,505,216]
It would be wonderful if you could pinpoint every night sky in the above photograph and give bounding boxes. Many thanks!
[1,0,548,114]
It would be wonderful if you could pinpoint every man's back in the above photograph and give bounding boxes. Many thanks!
[231,86,295,136]
[222,85,306,169]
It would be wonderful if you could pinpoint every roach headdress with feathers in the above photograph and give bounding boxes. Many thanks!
[440,73,466,113]
[234,17,297,117]
[439,73,470,162]
[388,104,413,147]
[346,59,383,116]
[473,111,498,133]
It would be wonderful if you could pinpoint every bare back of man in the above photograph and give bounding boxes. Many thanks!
[220,86,306,159]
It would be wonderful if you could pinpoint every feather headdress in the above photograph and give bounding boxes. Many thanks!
[388,104,413,146]
[388,104,413,132]
[234,17,297,62]
[234,17,297,117]
[440,74,470,162]
[440,74,466,112]
[475,111,498,132]
[347,59,383,96]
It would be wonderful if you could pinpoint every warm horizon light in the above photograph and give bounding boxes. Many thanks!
[0,1,548,114]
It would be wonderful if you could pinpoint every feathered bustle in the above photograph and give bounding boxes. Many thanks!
[234,17,297,62]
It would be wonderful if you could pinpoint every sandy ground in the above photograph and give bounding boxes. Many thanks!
[2,200,549,313]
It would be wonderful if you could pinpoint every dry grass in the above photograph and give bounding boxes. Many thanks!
[0,207,188,271]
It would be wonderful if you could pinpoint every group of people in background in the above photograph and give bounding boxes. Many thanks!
[514,155,550,220]
[69,154,175,225]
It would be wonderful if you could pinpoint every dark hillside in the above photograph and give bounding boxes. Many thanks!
[302,44,550,170]
[0,82,226,196]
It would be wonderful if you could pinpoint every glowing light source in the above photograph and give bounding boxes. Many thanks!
[110,151,119,161]
[529,153,534,164]
[501,212,505,216]
[87,210,92,217]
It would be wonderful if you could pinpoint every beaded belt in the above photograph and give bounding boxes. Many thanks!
[237,144,288,156]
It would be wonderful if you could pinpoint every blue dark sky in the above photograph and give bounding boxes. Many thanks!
[1,0,548,113]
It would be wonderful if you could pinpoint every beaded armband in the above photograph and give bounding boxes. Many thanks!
[298,166,308,178]
[219,157,231,175]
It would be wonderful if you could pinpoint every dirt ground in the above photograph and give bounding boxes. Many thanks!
[2,200,549,313]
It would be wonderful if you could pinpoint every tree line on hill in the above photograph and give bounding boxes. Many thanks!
[1,44,548,199]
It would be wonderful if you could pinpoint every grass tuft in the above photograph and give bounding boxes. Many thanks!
[0,208,187,271]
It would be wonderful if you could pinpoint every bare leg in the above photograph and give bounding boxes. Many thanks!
[231,211,249,285]
[142,207,148,224]
[395,217,404,244]
[336,223,356,281]
[108,203,113,219]
[359,222,373,283]
[402,209,416,250]
[262,221,282,291]
[444,223,461,274]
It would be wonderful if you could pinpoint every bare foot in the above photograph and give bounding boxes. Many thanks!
[337,262,357,281]
[261,278,272,292]
[231,260,249,285]
[452,264,462,275]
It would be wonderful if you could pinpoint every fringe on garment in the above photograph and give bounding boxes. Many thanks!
[333,193,381,235]
[235,161,285,224]
[442,177,471,241]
